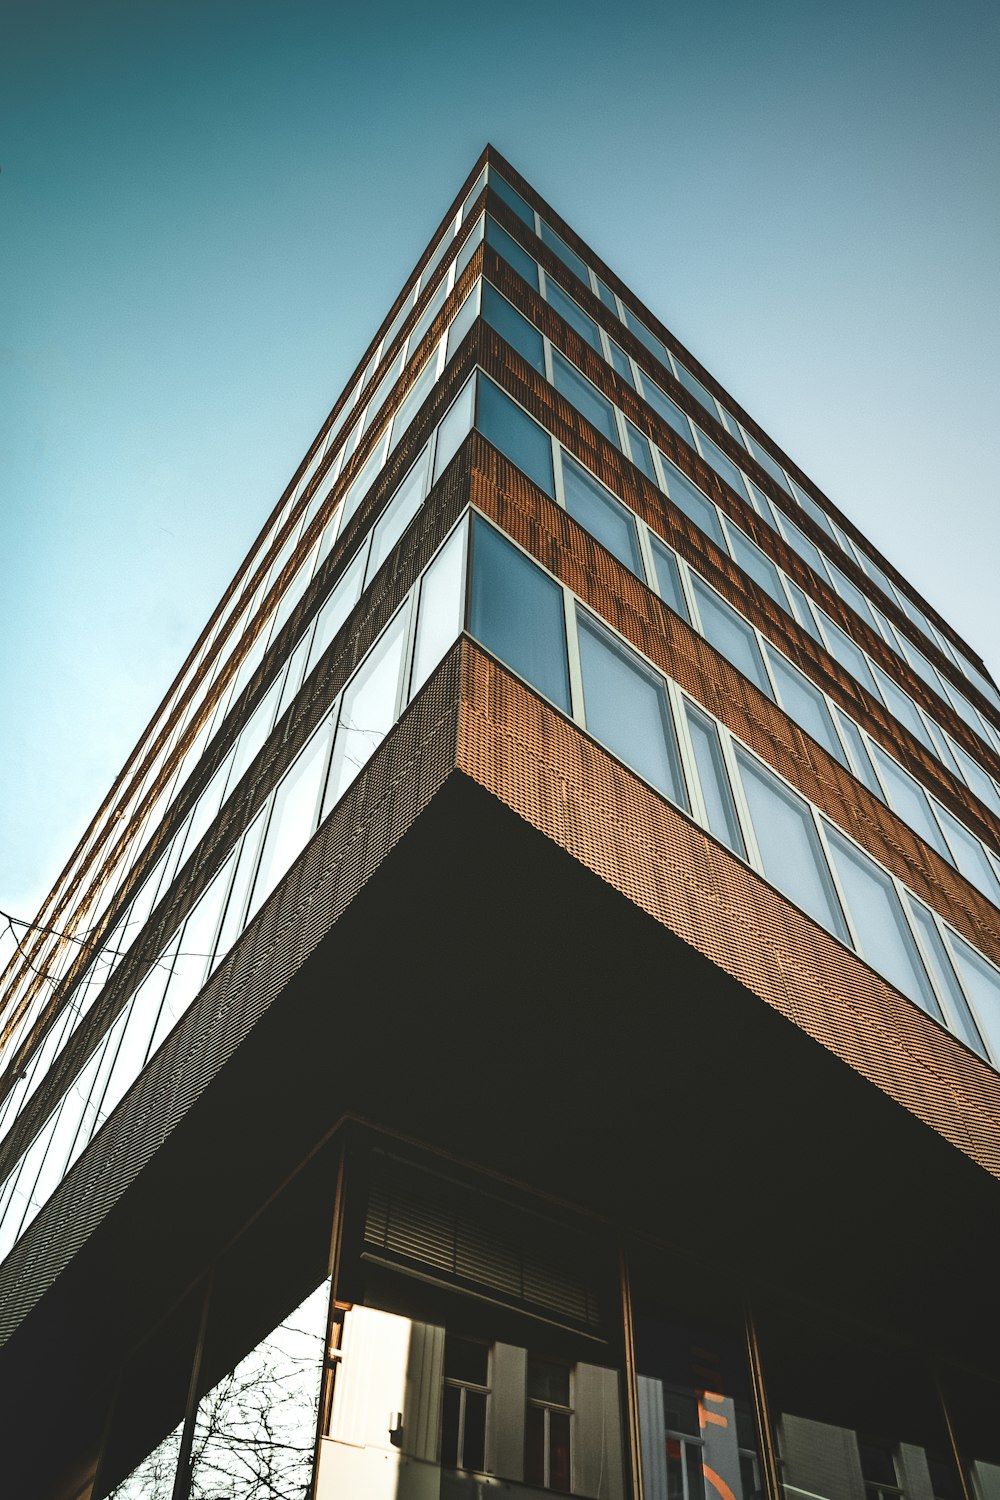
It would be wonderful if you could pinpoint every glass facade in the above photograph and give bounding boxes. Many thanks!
[4,150,1000,1500]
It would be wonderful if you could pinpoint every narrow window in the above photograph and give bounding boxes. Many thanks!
[468,517,570,713]
[735,750,849,941]
[562,455,643,576]
[477,376,555,498]
[577,611,687,808]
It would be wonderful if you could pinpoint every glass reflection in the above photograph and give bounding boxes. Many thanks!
[104,1423,183,1499]
[631,1253,763,1500]
[187,1278,331,1498]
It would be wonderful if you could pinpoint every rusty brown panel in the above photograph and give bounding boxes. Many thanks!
[475,329,1000,851]
[455,638,1000,1180]
[464,437,1000,966]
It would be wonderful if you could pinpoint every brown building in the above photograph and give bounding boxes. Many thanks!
[2,146,1000,1500]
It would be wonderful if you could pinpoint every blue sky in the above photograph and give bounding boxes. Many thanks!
[2,0,998,927]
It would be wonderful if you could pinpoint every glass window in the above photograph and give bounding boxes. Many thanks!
[736,750,849,940]
[660,459,726,549]
[561,455,643,576]
[946,736,1000,819]
[339,433,388,531]
[816,610,881,699]
[823,556,880,633]
[649,535,691,622]
[458,214,485,286]
[673,360,716,415]
[638,374,693,446]
[743,432,792,495]
[932,799,1000,904]
[595,275,618,311]
[694,427,750,500]
[461,168,487,223]
[213,807,267,966]
[824,826,941,1014]
[484,216,539,290]
[578,612,687,807]
[545,276,601,350]
[418,221,455,294]
[409,520,467,699]
[477,376,555,497]
[489,172,534,226]
[718,406,748,449]
[551,351,620,448]
[691,578,773,700]
[482,283,545,372]
[724,522,786,608]
[539,219,591,287]
[409,276,450,353]
[246,722,332,924]
[225,674,284,799]
[789,479,838,543]
[868,743,951,860]
[455,214,484,282]
[365,448,430,585]
[945,931,1000,1063]
[307,546,367,672]
[906,896,985,1050]
[621,304,669,365]
[765,645,847,766]
[631,1252,763,1500]
[468,517,571,713]
[781,576,821,643]
[776,511,826,576]
[323,609,408,815]
[361,348,406,435]
[188,1278,331,1499]
[624,420,657,483]
[607,339,635,387]
[388,351,439,454]
[445,279,481,362]
[686,703,746,856]
[833,712,884,800]
[868,663,933,752]
[432,373,476,483]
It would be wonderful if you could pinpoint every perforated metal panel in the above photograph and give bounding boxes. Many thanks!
[455,639,1000,1183]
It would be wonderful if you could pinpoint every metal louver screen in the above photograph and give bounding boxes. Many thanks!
[363,1156,604,1332]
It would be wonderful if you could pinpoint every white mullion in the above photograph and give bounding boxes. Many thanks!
[457,1387,467,1468]
[551,439,568,512]
[752,624,782,703]
[668,682,709,832]
[811,810,862,954]
[635,517,658,594]
[935,912,999,1066]
[899,877,962,1028]
[542,334,554,386]
[565,595,586,729]
[715,722,765,877]
[673,554,702,632]
[537,264,549,302]
[395,586,422,724]
[648,439,669,495]
[612,405,630,453]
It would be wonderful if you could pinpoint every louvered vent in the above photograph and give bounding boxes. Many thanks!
[363,1155,605,1332]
